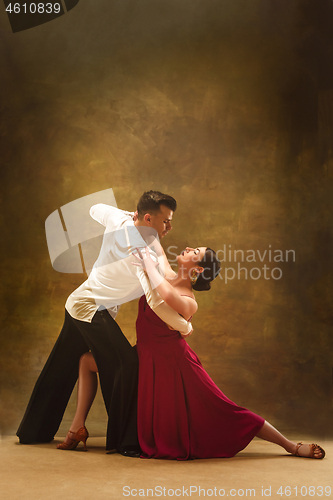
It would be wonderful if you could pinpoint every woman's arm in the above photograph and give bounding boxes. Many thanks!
[134,248,197,320]
[154,279,197,320]
[159,245,177,280]
[137,268,193,335]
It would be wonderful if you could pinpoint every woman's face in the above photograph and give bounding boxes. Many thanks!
[177,247,207,268]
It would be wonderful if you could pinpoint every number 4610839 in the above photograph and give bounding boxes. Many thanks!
[5,3,61,14]
[277,485,331,497]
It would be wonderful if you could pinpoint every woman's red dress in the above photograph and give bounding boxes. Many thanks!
[136,297,265,459]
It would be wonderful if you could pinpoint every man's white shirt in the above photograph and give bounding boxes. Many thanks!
[65,204,163,322]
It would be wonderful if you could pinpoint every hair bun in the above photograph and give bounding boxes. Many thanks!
[191,248,220,292]
[192,281,211,292]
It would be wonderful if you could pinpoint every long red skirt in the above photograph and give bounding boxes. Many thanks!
[136,297,265,460]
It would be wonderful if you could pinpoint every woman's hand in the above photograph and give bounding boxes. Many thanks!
[132,247,164,290]
[180,329,193,339]
[132,247,159,271]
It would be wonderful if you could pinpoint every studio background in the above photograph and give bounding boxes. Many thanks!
[0,0,332,439]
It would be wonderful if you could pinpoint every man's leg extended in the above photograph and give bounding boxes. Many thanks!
[17,311,89,443]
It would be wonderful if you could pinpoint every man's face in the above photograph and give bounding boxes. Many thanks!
[149,204,173,239]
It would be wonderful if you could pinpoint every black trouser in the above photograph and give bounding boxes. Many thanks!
[16,309,139,452]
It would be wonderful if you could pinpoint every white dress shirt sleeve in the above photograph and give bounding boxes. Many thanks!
[90,204,134,228]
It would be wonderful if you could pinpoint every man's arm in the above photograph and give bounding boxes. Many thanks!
[90,204,134,228]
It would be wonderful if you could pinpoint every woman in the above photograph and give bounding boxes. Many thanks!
[58,246,325,460]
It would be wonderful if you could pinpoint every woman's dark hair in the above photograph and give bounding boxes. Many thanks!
[192,248,220,292]
[137,190,177,219]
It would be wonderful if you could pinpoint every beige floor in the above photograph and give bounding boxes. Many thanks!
[1,435,332,500]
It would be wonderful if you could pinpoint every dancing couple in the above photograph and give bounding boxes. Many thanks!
[17,190,325,460]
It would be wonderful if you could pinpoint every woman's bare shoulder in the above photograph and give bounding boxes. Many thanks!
[179,294,198,319]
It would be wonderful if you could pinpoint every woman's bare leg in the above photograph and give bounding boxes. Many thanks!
[257,421,324,458]
[59,352,98,446]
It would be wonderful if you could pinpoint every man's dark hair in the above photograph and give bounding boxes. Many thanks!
[137,191,177,219]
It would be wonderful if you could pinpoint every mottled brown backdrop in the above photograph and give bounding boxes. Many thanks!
[0,0,332,438]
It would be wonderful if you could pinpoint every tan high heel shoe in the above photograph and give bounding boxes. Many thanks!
[294,442,325,459]
[57,426,89,451]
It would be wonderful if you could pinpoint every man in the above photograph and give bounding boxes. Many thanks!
[17,190,191,456]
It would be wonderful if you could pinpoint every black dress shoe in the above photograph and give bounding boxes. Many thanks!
[118,446,141,458]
